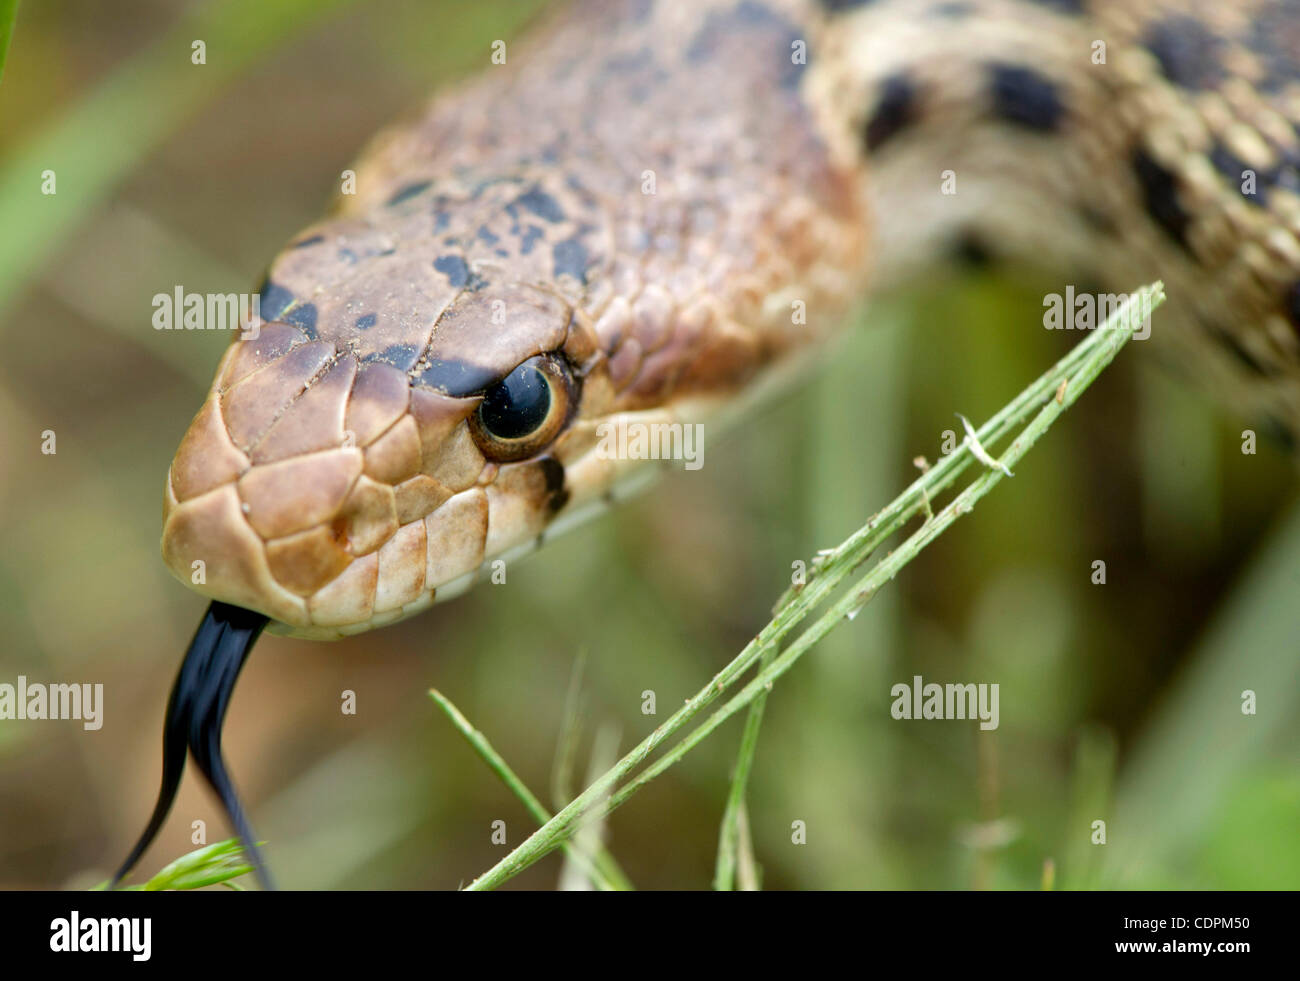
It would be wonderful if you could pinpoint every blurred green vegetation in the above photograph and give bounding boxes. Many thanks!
[0,0,1296,890]
[95,838,255,891]
[0,1,17,83]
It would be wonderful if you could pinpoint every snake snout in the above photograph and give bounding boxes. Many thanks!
[161,320,503,637]
[161,280,602,639]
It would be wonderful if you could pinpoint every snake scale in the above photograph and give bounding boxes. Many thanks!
[114,0,1300,887]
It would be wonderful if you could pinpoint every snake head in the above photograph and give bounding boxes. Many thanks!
[159,41,862,638]
[160,216,633,638]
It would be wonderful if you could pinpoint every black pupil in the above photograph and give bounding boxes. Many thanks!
[479,362,550,439]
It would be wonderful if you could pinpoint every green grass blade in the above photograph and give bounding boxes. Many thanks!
[465,284,1164,890]
[1100,494,1300,886]
[91,838,255,891]
[0,0,18,85]
[0,0,358,320]
[430,688,634,891]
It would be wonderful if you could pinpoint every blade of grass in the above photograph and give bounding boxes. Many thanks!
[714,646,774,890]
[465,284,1165,890]
[1099,488,1300,886]
[802,308,910,888]
[0,0,360,320]
[429,688,633,891]
[550,649,588,812]
[1060,723,1117,890]
[558,721,620,891]
[0,0,18,84]
[734,801,761,890]
[92,838,254,891]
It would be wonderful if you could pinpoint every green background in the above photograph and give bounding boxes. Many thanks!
[0,0,1296,890]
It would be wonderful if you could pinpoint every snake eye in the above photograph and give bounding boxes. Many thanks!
[469,353,575,462]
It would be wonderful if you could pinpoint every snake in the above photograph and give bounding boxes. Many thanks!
[111,0,1300,888]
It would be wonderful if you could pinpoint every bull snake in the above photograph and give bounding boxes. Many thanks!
[113,0,1300,888]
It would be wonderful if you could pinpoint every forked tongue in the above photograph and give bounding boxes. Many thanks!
[111,601,273,890]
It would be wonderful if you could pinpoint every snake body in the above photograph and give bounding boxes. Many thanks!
[160,0,1300,638]
[116,0,1300,883]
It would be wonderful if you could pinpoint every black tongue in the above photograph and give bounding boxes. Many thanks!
[111,601,273,890]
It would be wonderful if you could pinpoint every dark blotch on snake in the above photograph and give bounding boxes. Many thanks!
[284,303,318,339]
[1246,5,1300,93]
[989,63,1064,131]
[416,357,500,397]
[932,2,974,18]
[1284,281,1300,336]
[951,230,994,269]
[354,313,377,331]
[515,186,566,223]
[365,343,422,371]
[864,73,918,152]
[601,47,655,77]
[1210,142,1268,206]
[1132,148,1193,252]
[434,254,471,289]
[1080,204,1117,236]
[540,454,571,512]
[687,2,807,89]
[1143,15,1224,90]
[553,238,590,284]
[257,281,295,322]
[538,455,566,497]
[520,225,545,255]
[386,180,433,207]
[818,0,878,11]
[1024,0,1085,14]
